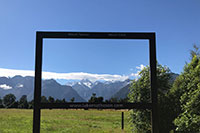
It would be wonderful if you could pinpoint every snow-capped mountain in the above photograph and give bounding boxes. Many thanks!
[0,76,85,102]
[70,79,132,101]
[78,79,93,88]
[0,75,131,102]
[66,79,94,88]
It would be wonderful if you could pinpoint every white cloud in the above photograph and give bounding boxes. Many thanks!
[136,64,145,71]
[0,68,34,77]
[130,73,139,77]
[0,84,12,90]
[0,68,129,82]
[41,71,129,82]
[129,64,146,80]
[17,84,23,88]
[0,65,145,82]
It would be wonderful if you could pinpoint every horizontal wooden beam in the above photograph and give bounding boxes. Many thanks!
[37,31,155,40]
[40,102,152,110]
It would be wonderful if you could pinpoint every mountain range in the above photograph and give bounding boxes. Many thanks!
[0,76,131,102]
[69,79,131,101]
[0,73,179,102]
[0,76,85,102]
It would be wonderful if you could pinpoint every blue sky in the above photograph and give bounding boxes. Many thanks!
[0,1,200,82]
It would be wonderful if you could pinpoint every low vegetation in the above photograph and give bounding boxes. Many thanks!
[128,45,200,132]
[0,109,132,133]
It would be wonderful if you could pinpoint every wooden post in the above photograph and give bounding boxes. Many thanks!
[33,32,43,133]
[149,34,159,133]
[122,112,124,130]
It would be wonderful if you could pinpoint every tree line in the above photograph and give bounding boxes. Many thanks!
[88,93,128,103]
[0,93,128,109]
[0,94,76,109]
[128,45,200,132]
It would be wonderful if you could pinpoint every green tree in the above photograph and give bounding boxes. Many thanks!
[3,94,16,108]
[62,98,66,103]
[118,97,129,103]
[18,95,28,109]
[128,64,173,133]
[70,97,75,102]
[48,96,55,103]
[88,93,104,103]
[28,100,34,109]
[108,97,118,103]
[190,44,200,59]
[88,93,97,103]
[170,46,200,132]
[96,97,104,103]
[41,96,48,103]
[0,97,3,108]
[55,99,62,103]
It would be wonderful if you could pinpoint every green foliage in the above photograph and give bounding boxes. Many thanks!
[70,97,75,102]
[118,97,129,103]
[55,99,62,103]
[88,93,104,103]
[54,98,66,103]
[62,98,66,103]
[18,95,28,109]
[41,96,48,103]
[172,55,200,132]
[3,93,16,108]
[128,64,173,132]
[28,100,34,109]
[48,96,55,103]
[190,44,200,59]
[0,98,3,108]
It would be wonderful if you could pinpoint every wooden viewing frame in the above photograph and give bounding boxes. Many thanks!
[33,31,158,133]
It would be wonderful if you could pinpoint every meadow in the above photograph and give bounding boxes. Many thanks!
[0,109,132,133]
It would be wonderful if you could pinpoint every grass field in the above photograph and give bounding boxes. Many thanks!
[0,109,132,133]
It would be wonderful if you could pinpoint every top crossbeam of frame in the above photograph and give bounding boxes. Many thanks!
[36,31,155,40]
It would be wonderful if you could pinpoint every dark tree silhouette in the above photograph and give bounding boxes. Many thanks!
[88,93,104,103]
[0,97,3,108]
[41,96,48,103]
[3,93,16,108]
[48,96,55,103]
[70,97,75,102]
[18,95,28,109]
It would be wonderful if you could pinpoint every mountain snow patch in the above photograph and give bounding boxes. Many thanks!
[83,82,92,88]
